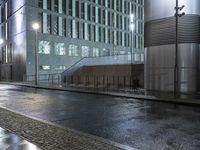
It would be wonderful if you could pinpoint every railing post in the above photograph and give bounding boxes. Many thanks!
[58,75,60,85]
[103,75,105,87]
[97,76,99,88]
[113,76,115,88]
[93,76,95,88]
[52,75,53,85]
[130,76,132,89]
[107,76,109,91]
[117,76,120,88]
[124,76,126,88]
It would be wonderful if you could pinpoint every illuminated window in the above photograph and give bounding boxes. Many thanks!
[40,65,51,70]
[54,43,65,55]
[82,46,89,57]
[38,41,51,54]
[93,48,99,57]
[102,48,109,56]
[69,45,78,56]
[54,65,66,71]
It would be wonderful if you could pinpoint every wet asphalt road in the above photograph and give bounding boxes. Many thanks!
[0,84,200,150]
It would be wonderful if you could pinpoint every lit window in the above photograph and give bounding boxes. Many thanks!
[38,41,51,54]
[120,51,125,55]
[40,65,50,70]
[102,48,109,56]
[93,48,99,57]
[69,45,78,56]
[54,65,66,71]
[134,53,141,61]
[82,46,89,57]
[54,43,65,55]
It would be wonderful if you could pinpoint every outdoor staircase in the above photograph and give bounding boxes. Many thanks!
[61,54,144,81]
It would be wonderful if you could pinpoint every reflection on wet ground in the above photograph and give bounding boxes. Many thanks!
[0,84,200,150]
[0,127,40,150]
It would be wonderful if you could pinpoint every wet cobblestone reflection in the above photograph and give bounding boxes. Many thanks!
[0,127,40,150]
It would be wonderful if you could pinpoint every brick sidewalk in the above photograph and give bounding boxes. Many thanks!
[0,107,128,150]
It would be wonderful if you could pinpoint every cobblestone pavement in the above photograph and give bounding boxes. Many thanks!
[0,127,40,150]
[0,108,123,150]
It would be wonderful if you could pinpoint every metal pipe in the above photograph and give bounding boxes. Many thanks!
[35,30,38,85]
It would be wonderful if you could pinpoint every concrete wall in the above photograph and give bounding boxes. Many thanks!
[65,64,144,88]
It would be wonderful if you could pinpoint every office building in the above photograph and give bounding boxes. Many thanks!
[0,0,144,81]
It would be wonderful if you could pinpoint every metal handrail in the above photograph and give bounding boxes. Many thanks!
[61,57,87,75]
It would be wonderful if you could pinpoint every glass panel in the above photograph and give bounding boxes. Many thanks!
[82,46,89,57]
[38,41,51,54]
[69,44,78,56]
[54,43,66,55]
[93,48,99,57]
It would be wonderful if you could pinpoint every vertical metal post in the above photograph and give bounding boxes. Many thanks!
[35,30,38,85]
[174,0,185,97]
[113,23,115,55]
[131,31,134,89]
[174,0,179,97]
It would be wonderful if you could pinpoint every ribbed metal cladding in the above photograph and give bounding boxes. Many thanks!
[145,15,200,47]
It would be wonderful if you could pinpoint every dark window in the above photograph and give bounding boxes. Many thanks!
[47,0,51,10]
[47,15,51,34]
[98,8,101,23]
[62,18,66,36]
[75,0,79,18]
[53,16,59,35]
[81,3,84,19]
[54,0,59,12]
[62,0,66,14]
[92,7,95,21]
[87,4,90,21]
[38,0,43,8]
[68,0,72,16]
[38,13,43,33]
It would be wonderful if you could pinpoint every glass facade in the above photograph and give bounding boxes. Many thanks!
[38,0,144,52]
